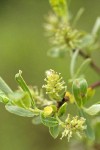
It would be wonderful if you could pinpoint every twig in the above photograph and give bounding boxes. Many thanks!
[79,50,100,75]
[90,81,100,89]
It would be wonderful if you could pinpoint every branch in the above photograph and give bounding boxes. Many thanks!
[90,81,100,89]
[79,50,100,75]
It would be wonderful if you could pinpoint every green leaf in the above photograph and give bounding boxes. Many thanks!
[92,117,100,125]
[92,17,100,35]
[79,109,95,140]
[21,92,31,108]
[83,104,100,116]
[48,48,67,58]
[15,70,35,106]
[79,35,94,48]
[0,77,13,95]
[40,113,59,127]
[74,58,91,78]
[70,49,79,77]
[72,78,88,106]
[5,104,35,117]
[0,90,9,103]
[51,105,57,112]
[49,0,68,20]
[85,117,95,141]
[58,102,67,117]
[13,92,32,109]
[32,116,41,125]
[72,8,84,27]
[49,125,60,139]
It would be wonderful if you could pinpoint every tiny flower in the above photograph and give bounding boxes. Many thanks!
[29,87,53,108]
[42,69,67,101]
[44,13,84,53]
[61,114,86,141]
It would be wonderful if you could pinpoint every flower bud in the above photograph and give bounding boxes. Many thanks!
[72,78,88,107]
[43,106,53,117]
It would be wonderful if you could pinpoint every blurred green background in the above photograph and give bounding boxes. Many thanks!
[0,0,100,150]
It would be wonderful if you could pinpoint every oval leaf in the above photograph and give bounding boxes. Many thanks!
[75,58,91,77]
[40,113,59,127]
[13,92,32,109]
[70,49,79,77]
[48,48,66,58]
[83,104,100,116]
[32,116,41,125]
[85,118,95,141]
[5,105,35,117]
[58,102,67,117]
[79,109,95,140]
[49,125,60,139]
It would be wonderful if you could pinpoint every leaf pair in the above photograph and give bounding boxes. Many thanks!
[40,102,67,139]
[40,113,60,138]
[0,70,36,117]
[5,91,37,117]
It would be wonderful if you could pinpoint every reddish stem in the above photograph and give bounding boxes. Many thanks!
[79,50,100,75]
[90,81,100,89]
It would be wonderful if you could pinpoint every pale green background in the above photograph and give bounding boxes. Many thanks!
[0,0,100,150]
